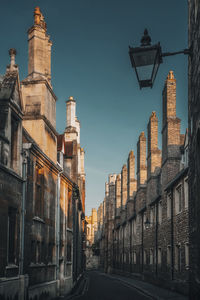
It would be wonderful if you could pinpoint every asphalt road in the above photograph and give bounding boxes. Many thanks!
[76,271,153,300]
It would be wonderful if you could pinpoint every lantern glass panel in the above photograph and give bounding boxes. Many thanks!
[133,48,158,67]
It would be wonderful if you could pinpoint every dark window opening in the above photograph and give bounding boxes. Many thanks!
[8,207,17,264]
[35,165,44,218]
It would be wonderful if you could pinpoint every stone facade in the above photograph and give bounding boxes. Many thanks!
[188,0,200,298]
[96,71,189,296]
[0,7,85,300]
[85,209,98,269]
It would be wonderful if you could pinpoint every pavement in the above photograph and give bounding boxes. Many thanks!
[62,270,189,300]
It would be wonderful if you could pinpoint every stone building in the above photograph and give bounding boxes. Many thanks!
[85,208,97,246]
[96,71,189,296]
[188,0,200,298]
[0,7,85,300]
[85,209,99,269]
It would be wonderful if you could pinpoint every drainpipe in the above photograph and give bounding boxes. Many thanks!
[19,146,29,275]
[171,188,174,280]
[56,170,63,281]
[141,213,144,275]
[155,203,158,277]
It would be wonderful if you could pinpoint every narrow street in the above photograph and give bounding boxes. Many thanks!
[76,271,155,300]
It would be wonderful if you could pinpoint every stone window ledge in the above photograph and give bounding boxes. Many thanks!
[29,263,46,268]
[66,261,72,265]
[6,264,18,270]
[47,263,56,267]
[33,216,45,224]
[66,228,73,232]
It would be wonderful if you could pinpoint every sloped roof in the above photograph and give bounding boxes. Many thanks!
[0,71,17,100]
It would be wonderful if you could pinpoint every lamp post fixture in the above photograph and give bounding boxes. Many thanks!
[129,29,191,89]
[144,217,151,230]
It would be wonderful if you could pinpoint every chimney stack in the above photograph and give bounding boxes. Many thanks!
[147,112,161,179]
[137,132,147,187]
[121,164,127,208]
[127,150,137,199]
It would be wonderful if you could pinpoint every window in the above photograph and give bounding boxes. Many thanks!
[195,0,199,22]
[36,241,41,264]
[158,202,162,224]
[167,246,171,265]
[175,185,182,214]
[143,213,146,230]
[67,231,72,262]
[185,243,189,268]
[144,250,147,264]
[67,189,73,229]
[158,248,162,265]
[35,164,44,218]
[133,252,137,264]
[150,207,155,226]
[167,193,172,219]
[150,249,153,265]
[184,178,188,209]
[175,245,181,272]
[133,218,137,235]
[7,207,17,264]
[11,117,19,171]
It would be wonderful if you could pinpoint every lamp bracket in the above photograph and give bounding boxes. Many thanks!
[162,45,192,57]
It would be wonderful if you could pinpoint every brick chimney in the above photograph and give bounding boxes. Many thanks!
[162,71,181,184]
[115,174,121,217]
[127,150,137,199]
[121,164,127,209]
[147,112,161,179]
[137,132,147,188]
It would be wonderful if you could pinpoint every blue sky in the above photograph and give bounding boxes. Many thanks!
[0,1,188,216]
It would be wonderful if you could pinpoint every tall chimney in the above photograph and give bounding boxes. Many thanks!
[28,7,52,82]
[137,132,147,188]
[115,174,121,217]
[162,71,181,166]
[66,96,76,128]
[121,164,127,208]
[127,150,137,199]
[147,112,161,179]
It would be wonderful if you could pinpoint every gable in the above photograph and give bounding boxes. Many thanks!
[0,72,23,112]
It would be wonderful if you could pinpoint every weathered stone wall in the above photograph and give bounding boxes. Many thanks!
[188,0,200,298]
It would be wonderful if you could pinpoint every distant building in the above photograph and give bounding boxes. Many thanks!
[96,71,189,296]
[0,7,85,300]
[86,209,97,246]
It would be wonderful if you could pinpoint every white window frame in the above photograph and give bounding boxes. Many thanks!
[184,177,189,209]
[175,184,182,214]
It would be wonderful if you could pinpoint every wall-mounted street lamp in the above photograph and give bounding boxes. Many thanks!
[129,29,191,89]
[144,217,151,230]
